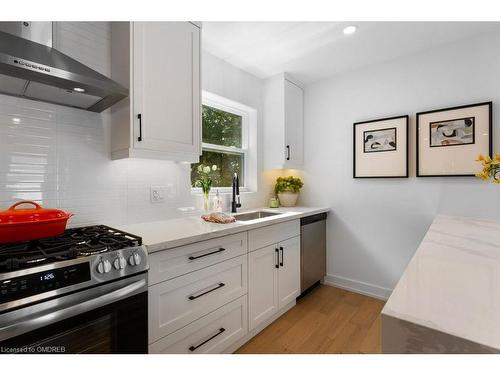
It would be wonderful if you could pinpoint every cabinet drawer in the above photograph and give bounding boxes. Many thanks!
[148,254,247,343]
[148,232,248,285]
[248,220,300,251]
[149,295,248,354]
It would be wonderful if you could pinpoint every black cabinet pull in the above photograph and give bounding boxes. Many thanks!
[188,282,225,300]
[286,145,290,160]
[275,248,279,268]
[279,246,284,267]
[188,248,225,260]
[189,328,226,352]
[137,113,143,142]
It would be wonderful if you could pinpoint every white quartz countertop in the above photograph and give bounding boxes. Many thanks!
[382,215,500,351]
[115,206,330,253]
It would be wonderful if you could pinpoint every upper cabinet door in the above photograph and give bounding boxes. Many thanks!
[263,73,304,170]
[277,236,301,310]
[284,79,304,169]
[133,22,201,160]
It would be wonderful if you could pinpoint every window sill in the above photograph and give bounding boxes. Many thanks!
[191,187,254,196]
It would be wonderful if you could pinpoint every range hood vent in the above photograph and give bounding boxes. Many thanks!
[0,22,128,112]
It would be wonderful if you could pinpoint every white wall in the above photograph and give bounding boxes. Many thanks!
[0,24,267,228]
[302,31,500,299]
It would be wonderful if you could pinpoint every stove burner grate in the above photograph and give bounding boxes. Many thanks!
[0,225,141,272]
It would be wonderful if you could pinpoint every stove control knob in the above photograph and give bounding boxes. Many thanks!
[97,260,105,274]
[128,253,142,267]
[133,252,142,266]
[128,254,136,266]
[114,256,126,270]
[103,260,112,273]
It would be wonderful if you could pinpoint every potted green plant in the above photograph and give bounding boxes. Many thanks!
[274,176,304,207]
[194,164,218,211]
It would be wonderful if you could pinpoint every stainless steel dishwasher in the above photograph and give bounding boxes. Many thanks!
[300,213,327,294]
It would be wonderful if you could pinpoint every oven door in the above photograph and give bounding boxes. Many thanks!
[0,273,147,354]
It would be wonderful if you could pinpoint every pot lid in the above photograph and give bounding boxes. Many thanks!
[0,201,72,224]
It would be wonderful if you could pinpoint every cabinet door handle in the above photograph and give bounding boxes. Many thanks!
[188,248,225,260]
[286,145,290,161]
[137,113,143,142]
[189,328,226,352]
[275,248,279,268]
[188,282,225,300]
[279,246,284,267]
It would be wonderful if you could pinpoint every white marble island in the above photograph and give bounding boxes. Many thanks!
[382,215,500,353]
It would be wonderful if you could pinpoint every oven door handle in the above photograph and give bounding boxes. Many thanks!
[0,275,147,342]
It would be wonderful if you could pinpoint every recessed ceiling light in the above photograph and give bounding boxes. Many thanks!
[343,25,357,35]
[12,117,21,124]
[73,87,85,93]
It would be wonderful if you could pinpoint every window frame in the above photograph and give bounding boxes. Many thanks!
[191,91,255,194]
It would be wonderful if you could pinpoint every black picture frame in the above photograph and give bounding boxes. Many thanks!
[416,101,492,177]
[353,115,409,178]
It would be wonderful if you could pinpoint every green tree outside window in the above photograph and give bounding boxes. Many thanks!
[191,105,245,187]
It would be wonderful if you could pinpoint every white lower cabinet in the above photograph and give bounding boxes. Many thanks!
[148,219,303,353]
[148,254,247,343]
[149,296,248,354]
[148,232,247,285]
[248,236,301,331]
[277,236,301,309]
[248,245,279,330]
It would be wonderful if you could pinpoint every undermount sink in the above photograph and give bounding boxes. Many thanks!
[233,210,281,221]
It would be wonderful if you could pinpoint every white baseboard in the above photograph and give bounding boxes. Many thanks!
[324,274,392,301]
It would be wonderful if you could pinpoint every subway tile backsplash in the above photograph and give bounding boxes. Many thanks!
[0,94,199,227]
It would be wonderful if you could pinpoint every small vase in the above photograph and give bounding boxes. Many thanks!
[203,190,210,212]
[278,191,299,207]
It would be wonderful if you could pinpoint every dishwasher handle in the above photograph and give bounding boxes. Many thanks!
[300,213,327,226]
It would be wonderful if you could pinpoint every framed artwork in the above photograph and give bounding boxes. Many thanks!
[353,115,409,178]
[416,102,492,177]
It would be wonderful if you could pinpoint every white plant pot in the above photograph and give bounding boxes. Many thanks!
[278,192,299,207]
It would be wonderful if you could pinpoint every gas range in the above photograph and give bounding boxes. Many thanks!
[0,225,148,313]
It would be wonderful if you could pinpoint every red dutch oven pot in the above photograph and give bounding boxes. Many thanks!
[0,201,74,244]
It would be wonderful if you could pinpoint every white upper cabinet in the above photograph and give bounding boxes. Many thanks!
[263,73,304,169]
[110,22,201,162]
[284,79,304,168]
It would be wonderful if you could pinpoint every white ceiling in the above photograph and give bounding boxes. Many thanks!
[202,22,500,84]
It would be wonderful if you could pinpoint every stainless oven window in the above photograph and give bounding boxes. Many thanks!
[31,314,114,354]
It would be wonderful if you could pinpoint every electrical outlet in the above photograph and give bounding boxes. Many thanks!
[150,186,164,203]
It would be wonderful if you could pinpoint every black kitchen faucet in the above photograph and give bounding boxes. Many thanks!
[231,173,242,213]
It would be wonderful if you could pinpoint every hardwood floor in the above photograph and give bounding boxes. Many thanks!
[236,285,385,354]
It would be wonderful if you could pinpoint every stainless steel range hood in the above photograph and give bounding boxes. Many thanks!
[0,22,128,112]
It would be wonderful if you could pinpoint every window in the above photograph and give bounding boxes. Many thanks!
[191,92,254,189]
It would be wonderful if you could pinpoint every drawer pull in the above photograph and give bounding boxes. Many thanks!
[189,328,226,352]
[188,282,225,300]
[188,247,226,261]
[279,246,284,267]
